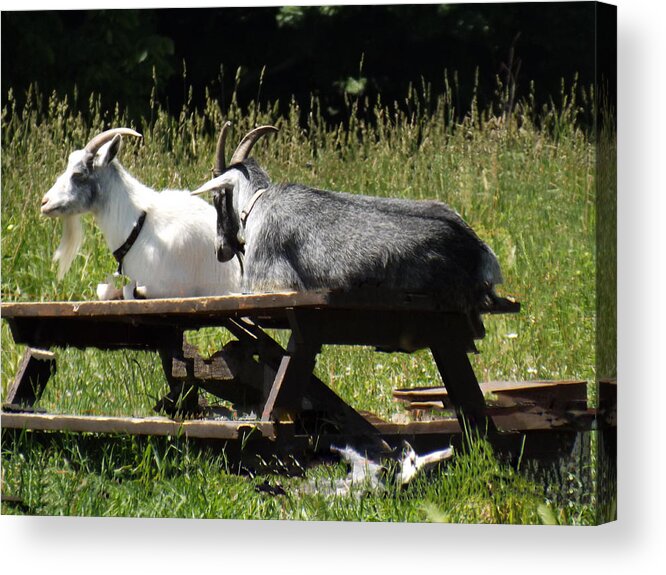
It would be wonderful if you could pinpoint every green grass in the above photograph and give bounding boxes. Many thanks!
[1,82,605,523]
[2,431,557,523]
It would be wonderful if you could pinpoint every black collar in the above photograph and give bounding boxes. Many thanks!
[113,211,147,275]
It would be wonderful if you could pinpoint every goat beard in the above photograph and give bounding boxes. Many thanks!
[53,214,84,280]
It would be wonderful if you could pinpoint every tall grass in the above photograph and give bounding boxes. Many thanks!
[1,79,601,523]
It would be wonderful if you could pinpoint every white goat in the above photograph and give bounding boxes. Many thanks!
[41,128,241,299]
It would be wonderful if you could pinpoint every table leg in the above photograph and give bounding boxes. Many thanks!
[224,318,383,440]
[261,335,320,420]
[430,338,495,435]
[4,347,56,409]
[155,333,201,417]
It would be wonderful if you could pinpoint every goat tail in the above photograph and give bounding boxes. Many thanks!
[53,215,84,280]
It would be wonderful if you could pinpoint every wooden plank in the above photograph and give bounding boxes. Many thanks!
[375,408,596,434]
[4,348,56,407]
[225,318,383,439]
[323,289,520,315]
[169,342,266,408]
[430,347,491,432]
[373,418,462,435]
[3,289,517,358]
[6,317,184,351]
[487,406,597,432]
[598,378,617,407]
[487,382,588,413]
[0,289,520,320]
[394,380,589,407]
[3,296,484,352]
[1,411,275,440]
[394,380,597,434]
[281,308,478,352]
[1,407,596,445]
[0,291,327,319]
[403,400,446,411]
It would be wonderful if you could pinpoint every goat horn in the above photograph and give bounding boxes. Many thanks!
[213,121,232,177]
[229,125,278,165]
[84,128,143,157]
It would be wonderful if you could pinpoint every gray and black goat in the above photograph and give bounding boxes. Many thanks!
[193,123,505,336]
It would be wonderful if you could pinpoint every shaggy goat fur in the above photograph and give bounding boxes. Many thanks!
[194,146,503,334]
[41,130,240,298]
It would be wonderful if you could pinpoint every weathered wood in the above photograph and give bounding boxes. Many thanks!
[480,379,587,395]
[429,314,494,433]
[394,380,589,409]
[323,288,520,315]
[1,411,275,440]
[261,339,320,420]
[481,380,588,412]
[402,400,447,411]
[225,318,383,440]
[6,316,183,351]
[156,341,201,418]
[4,348,56,408]
[286,308,477,352]
[0,288,519,321]
[168,341,266,408]
[2,289,521,443]
[380,408,597,434]
[1,406,592,442]
[0,415,583,469]
[393,379,598,433]
[258,309,323,419]
[0,291,326,319]
[373,418,463,435]
[486,406,596,432]
[171,341,239,381]
[5,309,480,353]
[374,409,596,435]
[191,349,237,380]
[2,290,508,357]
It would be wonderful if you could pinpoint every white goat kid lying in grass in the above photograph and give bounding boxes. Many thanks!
[41,128,241,299]
[301,443,454,497]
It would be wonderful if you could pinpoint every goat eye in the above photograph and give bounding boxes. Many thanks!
[72,172,88,184]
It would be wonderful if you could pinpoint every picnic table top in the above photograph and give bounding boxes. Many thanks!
[0,288,520,320]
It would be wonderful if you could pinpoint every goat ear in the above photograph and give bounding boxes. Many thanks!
[192,176,230,196]
[96,134,122,168]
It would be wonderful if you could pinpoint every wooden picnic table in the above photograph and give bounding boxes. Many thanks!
[1,289,520,439]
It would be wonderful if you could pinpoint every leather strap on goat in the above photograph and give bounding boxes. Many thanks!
[240,188,267,227]
[113,211,147,275]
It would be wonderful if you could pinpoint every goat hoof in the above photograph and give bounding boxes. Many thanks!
[134,285,148,299]
[96,283,124,300]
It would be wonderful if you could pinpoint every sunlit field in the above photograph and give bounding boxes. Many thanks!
[1,79,605,523]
